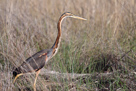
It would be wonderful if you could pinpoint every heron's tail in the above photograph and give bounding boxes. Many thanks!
[13,68,21,78]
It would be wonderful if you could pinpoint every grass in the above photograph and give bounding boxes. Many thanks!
[0,0,136,91]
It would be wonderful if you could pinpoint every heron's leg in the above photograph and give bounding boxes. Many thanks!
[34,70,40,91]
[13,73,23,83]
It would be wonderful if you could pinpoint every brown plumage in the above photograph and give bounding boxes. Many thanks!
[13,12,86,91]
[13,49,49,76]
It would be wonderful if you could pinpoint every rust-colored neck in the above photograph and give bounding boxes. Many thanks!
[51,15,65,49]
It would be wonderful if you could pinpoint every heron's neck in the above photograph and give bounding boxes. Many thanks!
[51,19,62,50]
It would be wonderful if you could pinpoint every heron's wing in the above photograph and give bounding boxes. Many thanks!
[15,49,50,74]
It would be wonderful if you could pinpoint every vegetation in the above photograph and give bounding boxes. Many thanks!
[0,0,136,91]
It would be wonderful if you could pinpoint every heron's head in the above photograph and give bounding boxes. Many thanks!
[60,12,87,21]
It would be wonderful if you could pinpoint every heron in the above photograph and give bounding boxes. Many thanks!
[13,12,86,91]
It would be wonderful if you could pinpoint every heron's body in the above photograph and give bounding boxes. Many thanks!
[13,49,49,75]
[13,12,86,91]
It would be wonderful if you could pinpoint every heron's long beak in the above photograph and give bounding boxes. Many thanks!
[72,16,87,20]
